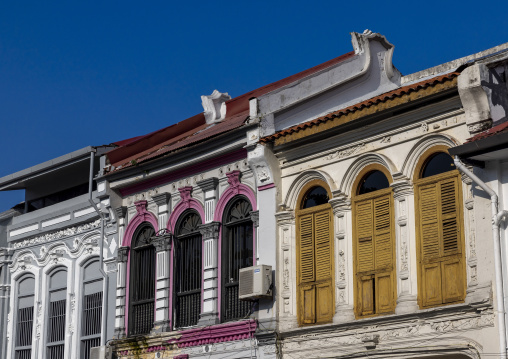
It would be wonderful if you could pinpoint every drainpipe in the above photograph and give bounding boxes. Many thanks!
[88,149,110,347]
[454,157,507,358]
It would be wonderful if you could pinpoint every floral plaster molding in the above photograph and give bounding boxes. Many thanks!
[12,219,101,249]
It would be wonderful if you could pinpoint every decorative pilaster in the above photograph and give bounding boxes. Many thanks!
[250,210,260,265]
[114,246,129,338]
[198,222,220,325]
[197,178,219,223]
[152,234,172,333]
[115,207,127,246]
[329,190,355,323]
[275,210,296,328]
[153,193,171,230]
[390,179,418,314]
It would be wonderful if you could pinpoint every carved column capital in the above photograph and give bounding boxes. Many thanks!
[390,180,413,200]
[117,246,130,263]
[152,234,172,252]
[329,190,351,214]
[197,177,219,192]
[152,193,171,207]
[275,210,295,225]
[198,222,220,240]
[115,206,127,219]
[250,210,259,228]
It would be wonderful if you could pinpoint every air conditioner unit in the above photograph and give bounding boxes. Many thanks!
[239,264,272,300]
[90,346,113,359]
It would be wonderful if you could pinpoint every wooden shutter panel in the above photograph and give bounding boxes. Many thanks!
[419,183,440,260]
[314,210,333,323]
[298,213,315,324]
[440,177,460,256]
[373,194,394,313]
[355,200,374,316]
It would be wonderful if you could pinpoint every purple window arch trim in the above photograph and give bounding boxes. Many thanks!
[122,200,159,334]
[214,171,257,320]
[166,186,206,327]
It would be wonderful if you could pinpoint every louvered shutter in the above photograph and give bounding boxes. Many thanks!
[314,210,333,323]
[355,200,374,316]
[298,213,315,324]
[374,195,394,313]
[417,174,464,307]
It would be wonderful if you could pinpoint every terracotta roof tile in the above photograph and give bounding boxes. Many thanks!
[465,121,508,143]
[260,72,460,144]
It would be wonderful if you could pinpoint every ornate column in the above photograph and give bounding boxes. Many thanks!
[275,210,296,329]
[197,178,219,223]
[152,234,172,333]
[114,246,129,338]
[198,222,220,325]
[391,179,419,314]
[329,190,355,323]
[115,207,127,247]
[153,193,171,230]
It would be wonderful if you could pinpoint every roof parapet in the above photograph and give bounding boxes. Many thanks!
[201,90,231,124]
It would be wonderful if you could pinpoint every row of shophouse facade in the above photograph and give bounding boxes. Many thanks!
[1,30,508,359]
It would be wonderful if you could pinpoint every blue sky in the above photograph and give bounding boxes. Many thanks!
[1,1,508,212]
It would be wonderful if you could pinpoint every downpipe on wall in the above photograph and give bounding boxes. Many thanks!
[88,149,110,347]
[454,157,508,358]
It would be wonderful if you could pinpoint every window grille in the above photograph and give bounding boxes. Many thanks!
[81,259,103,359]
[222,197,253,322]
[129,224,156,336]
[47,268,67,359]
[15,276,35,359]
[174,211,202,328]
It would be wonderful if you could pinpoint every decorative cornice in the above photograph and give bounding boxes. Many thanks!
[152,234,172,252]
[168,319,257,348]
[197,177,219,192]
[199,222,220,240]
[117,246,130,263]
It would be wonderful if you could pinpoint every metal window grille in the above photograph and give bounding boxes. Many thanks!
[15,276,35,359]
[222,198,254,322]
[129,225,156,336]
[47,298,66,359]
[81,291,103,359]
[174,211,202,328]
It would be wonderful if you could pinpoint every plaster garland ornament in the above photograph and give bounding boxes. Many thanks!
[400,241,409,272]
[13,219,101,249]
[325,143,366,160]
[338,250,346,282]
[283,257,290,290]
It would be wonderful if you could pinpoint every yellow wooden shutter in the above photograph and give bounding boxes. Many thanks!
[355,200,374,316]
[298,213,315,324]
[314,210,333,323]
[373,195,394,313]
[417,174,464,307]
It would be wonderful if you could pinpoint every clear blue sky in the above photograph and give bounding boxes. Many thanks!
[1,1,507,212]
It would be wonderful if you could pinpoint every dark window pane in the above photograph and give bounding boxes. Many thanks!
[301,186,329,209]
[421,152,456,178]
[358,171,389,195]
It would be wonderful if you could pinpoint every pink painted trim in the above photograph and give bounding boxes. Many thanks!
[123,200,159,335]
[214,172,257,319]
[258,183,275,191]
[168,319,256,348]
[119,149,247,196]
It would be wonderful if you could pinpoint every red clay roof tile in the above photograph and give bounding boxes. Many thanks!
[466,121,508,143]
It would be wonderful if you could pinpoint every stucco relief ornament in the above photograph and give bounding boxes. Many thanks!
[283,258,290,290]
[400,242,408,271]
[325,143,365,160]
[226,170,241,195]
[420,122,428,133]
[178,186,193,208]
[338,250,346,281]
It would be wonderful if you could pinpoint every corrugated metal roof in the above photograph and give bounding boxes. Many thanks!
[260,72,459,144]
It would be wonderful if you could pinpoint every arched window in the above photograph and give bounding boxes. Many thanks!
[174,210,202,328]
[47,268,68,359]
[129,224,156,336]
[15,275,35,359]
[221,197,254,322]
[296,181,333,326]
[80,259,103,359]
[352,168,395,318]
[414,149,465,308]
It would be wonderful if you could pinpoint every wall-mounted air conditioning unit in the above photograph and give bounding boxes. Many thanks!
[90,346,113,359]
[239,264,272,300]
